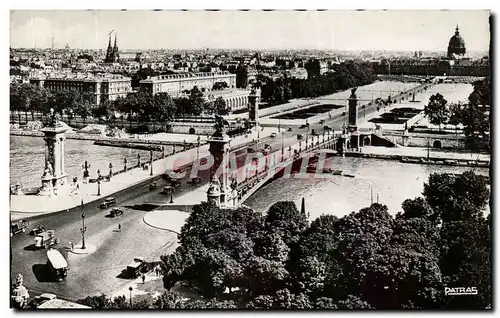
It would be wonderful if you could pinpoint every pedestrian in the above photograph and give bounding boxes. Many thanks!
[142,274,146,284]
[118,223,122,232]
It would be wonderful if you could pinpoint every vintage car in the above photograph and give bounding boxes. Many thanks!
[30,225,46,236]
[100,197,117,209]
[34,230,60,249]
[109,208,124,218]
[11,220,29,237]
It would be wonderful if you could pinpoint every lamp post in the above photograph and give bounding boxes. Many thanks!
[97,169,101,196]
[150,150,153,176]
[281,132,284,161]
[196,136,201,162]
[169,190,174,204]
[128,287,133,307]
[80,211,86,250]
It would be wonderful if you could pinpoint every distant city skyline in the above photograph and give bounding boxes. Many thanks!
[10,10,491,52]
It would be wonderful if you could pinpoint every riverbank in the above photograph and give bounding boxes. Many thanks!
[10,130,205,146]
[319,146,490,167]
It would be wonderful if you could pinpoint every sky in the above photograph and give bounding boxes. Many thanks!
[9,10,491,52]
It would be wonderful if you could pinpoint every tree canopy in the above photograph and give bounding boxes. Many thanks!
[155,170,490,309]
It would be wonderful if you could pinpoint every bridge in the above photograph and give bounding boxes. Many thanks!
[219,131,342,206]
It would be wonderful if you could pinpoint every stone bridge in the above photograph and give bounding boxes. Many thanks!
[232,133,341,204]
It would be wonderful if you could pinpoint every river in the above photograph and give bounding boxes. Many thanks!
[244,156,490,218]
[9,136,171,188]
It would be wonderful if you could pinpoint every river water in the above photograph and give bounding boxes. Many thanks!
[9,136,168,188]
[244,156,490,218]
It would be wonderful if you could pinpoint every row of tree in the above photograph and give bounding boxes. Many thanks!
[424,78,490,150]
[257,61,379,106]
[78,170,490,309]
[10,83,230,126]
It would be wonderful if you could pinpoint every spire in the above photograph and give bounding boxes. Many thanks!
[113,33,118,49]
[301,197,309,219]
[108,34,112,48]
[455,23,460,35]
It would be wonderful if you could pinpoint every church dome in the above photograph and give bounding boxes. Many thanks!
[447,25,466,58]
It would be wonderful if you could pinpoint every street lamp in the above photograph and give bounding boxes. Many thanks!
[97,169,101,196]
[150,150,153,176]
[80,210,86,250]
[129,287,133,307]
[281,132,284,161]
[196,136,201,162]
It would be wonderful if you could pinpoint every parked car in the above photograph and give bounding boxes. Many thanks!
[247,147,255,153]
[323,126,332,130]
[270,133,277,138]
[110,208,124,217]
[297,134,304,140]
[287,127,293,132]
[11,220,29,237]
[30,225,46,236]
[100,197,116,209]
[311,129,318,136]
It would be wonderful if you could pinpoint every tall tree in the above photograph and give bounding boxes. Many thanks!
[188,86,205,116]
[213,97,230,115]
[425,93,449,130]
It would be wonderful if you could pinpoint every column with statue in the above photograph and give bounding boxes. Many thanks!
[38,108,68,196]
[206,115,234,207]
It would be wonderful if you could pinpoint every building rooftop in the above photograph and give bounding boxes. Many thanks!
[31,73,131,82]
[140,71,234,83]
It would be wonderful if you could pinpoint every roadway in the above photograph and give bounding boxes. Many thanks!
[10,129,305,301]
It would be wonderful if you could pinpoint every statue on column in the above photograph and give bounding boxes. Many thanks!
[48,108,60,127]
[82,160,90,183]
[11,274,29,309]
[42,161,54,179]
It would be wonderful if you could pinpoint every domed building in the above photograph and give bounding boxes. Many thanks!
[447,24,466,59]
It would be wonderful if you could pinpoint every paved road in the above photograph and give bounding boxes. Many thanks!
[10,131,306,301]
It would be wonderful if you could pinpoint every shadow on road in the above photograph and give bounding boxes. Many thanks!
[124,204,160,211]
[32,264,56,283]
[116,269,135,280]
[23,244,40,251]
